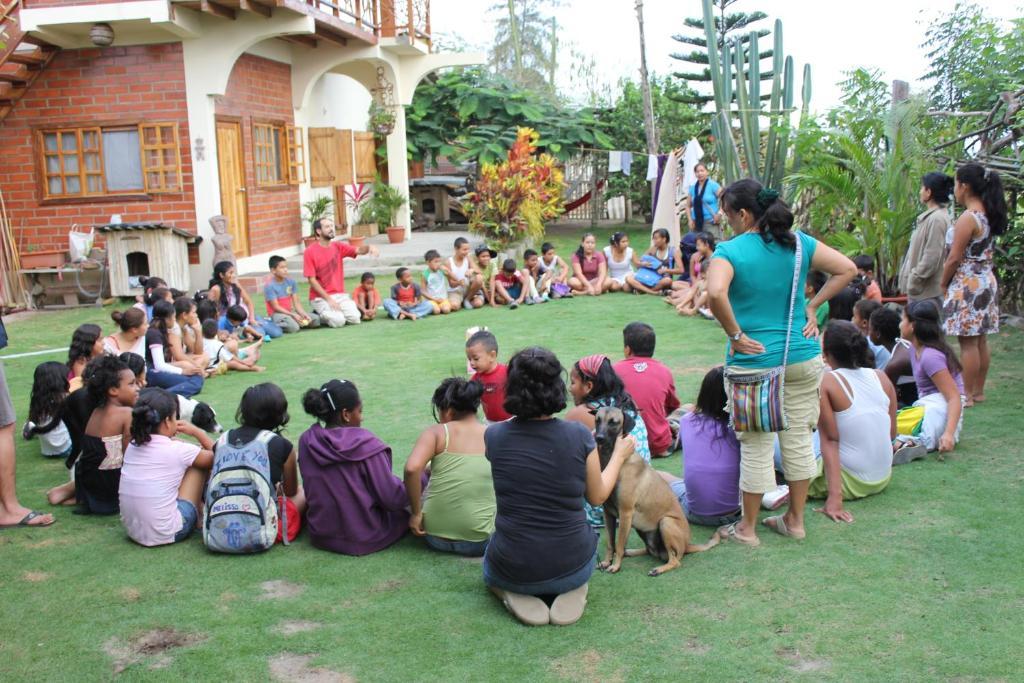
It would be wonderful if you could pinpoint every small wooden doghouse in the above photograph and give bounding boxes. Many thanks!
[98,223,202,297]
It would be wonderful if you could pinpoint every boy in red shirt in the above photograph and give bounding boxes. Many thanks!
[613,322,680,457]
[493,258,529,310]
[466,330,511,422]
[382,267,434,321]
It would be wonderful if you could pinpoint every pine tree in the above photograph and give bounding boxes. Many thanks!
[669,0,772,107]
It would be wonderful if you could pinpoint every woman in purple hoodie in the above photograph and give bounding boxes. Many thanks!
[298,379,411,555]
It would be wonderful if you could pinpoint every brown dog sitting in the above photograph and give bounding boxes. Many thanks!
[593,405,718,576]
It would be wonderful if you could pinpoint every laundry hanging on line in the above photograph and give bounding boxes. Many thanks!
[645,154,659,181]
[607,150,634,176]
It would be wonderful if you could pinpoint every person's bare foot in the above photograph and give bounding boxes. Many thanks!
[718,521,759,546]
[763,513,806,539]
[0,507,55,527]
[973,394,986,403]
[46,482,75,506]
[252,365,267,373]
[407,313,418,321]
[964,398,975,408]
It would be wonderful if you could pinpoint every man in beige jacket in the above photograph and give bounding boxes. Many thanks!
[900,175,953,312]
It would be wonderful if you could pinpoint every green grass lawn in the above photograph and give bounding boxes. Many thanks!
[1,230,1022,680]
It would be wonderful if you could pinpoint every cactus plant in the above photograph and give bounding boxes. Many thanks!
[700,0,811,193]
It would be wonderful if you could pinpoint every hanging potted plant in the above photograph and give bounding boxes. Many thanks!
[368,100,396,137]
[365,176,408,244]
[301,195,336,247]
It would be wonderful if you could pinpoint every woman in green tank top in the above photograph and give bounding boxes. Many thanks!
[404,377,495,557]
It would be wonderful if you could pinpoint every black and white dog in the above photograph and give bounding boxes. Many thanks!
[177,396,223,434]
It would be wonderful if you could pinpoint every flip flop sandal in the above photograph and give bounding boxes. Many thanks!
[717,522,760,547]
[549,583,589,626]
[0,510,55,529]
[893,442,928,465]
[762,515,806,540]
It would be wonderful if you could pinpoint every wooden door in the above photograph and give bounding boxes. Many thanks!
[216,120,250,256]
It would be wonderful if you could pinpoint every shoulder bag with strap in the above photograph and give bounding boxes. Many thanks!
[724,234,803,433]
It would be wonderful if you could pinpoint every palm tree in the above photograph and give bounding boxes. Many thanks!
[790,98,930,294]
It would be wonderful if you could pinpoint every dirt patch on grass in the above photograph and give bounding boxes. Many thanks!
[103,628,205,674]
[682,637,710,655]
[273,620,322,636]
[550,650,624,683]
[119,587,141,602]
[775,646,831,674]
[268,653,355,682]
[22,571,51,582]
[24,537,71,549]
[259,580,306,600]
[369,579,405,593]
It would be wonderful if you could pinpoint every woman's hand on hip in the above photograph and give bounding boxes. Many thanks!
[728,333,765,357]
[803,304,820,339]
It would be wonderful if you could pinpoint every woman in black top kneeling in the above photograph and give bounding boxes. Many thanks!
[483,346,633,626]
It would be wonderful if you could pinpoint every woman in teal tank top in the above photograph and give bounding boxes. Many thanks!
[405,377,495,557]
[706,179,856,547]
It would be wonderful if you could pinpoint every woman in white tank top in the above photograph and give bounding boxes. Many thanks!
[602,232,640,292]
[813,321,898,523]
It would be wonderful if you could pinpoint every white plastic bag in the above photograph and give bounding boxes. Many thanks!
[68,225,94,263]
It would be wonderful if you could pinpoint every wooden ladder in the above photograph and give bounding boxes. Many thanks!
[0,0,59,122]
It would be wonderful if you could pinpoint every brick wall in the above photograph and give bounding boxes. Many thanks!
[215,53,300,256]
[0,44,194,254]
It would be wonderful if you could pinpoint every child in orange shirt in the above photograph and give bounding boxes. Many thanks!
[353,272,382,321]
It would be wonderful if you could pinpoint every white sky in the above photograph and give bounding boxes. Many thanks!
[431,0,1021,113]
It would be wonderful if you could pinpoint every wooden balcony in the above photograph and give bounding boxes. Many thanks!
[185,0,432,51]
[17,0,431,51]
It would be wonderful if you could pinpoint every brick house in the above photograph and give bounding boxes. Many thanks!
[0,0,481,290]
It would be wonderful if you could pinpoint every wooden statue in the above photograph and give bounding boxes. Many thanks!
[209,215,235,266]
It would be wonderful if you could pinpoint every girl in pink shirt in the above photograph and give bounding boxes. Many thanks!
[568,233,607,296]
[119,387,214,547]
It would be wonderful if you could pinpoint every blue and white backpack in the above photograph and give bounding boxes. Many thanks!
[203,430,279,553]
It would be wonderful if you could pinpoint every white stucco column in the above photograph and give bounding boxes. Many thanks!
[385,104,411,236]
[179,11,314,288]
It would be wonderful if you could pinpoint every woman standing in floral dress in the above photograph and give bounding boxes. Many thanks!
[941,163,1008,407]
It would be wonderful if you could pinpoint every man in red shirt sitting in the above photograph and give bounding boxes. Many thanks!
[613,322,680,457]
[302,218,379,327]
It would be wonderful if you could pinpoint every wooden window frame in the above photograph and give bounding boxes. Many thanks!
[37,122,183,201]
[286,125,305,185]
[253,121,285,187]
[140,123,184,194]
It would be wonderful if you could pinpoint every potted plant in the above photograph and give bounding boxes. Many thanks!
[365,177,409,244]
[302,195,335,246]
[368,101,396,137]
[19,245,67,270]
[344,183,377,238]
[465,127,564,253]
